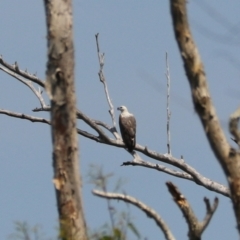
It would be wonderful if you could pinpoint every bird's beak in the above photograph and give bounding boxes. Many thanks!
[117,107,120,111]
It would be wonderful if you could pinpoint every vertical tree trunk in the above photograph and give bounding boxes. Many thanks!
[170,0,240,233]
[43,1,87,239]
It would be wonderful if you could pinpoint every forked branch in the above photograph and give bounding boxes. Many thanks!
[93,189,176,240]
[166,182,218,240]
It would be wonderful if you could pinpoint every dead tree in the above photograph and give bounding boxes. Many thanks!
[44,1,87,239]
[0,1,238,239]
[170,0,240,233]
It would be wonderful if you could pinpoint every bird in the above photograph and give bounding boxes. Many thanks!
[117,106,136,152]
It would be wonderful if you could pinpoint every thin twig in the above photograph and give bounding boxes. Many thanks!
[0,65,47,109]
[93,119,119,139]
[92,190,176,240]
[200,197,219,234]
[32,106,51,112]
[165,52,171,155]
[76,109,117,144]
[95,33,117,129]
[0,56,45,87]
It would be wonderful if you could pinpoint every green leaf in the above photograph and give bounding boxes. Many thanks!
[127,222,141,239]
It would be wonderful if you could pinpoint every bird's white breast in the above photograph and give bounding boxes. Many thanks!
[121,111,133,118]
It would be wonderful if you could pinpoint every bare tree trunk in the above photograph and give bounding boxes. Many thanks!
[43,1,87,239]
[170,0,240,233]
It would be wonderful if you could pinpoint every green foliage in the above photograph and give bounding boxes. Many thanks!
[88,165,141,240]
[9,165,142,240]
[89,223,140,240]
[127,222,140,239]
[8,221,53,240]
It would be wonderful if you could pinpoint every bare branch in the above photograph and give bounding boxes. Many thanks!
[76,109,229,197]
[32,106,120,140]
[229,107,240,147]
[0,56,45,87]
[77,129,101,142]
[83,119,228,197]
[92,189,176,240]
[0,65,47,109]
[0,108,104,144]
[199,197,219,234]
[122,160,193,181]
[139,146,229,197]
[0,104,229,197]
[77,109,143,160]
[76,109,118,144]
[166,182,198,239]
[95,33,117,129]
[0,109,50,125]
[32,106,51,112]
[93,119,120,139]
[166,182,218,240]
[165,52,171,155]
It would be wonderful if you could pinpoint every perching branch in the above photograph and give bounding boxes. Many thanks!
[0,105,229,198]
[166,182,218,240]
[92,189,176,240]
[76,109,120,145]
[92,119,120,139]
[95,33,117,129]
[170,0,240,231]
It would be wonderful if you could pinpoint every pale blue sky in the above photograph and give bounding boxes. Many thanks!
[1,1,240,239]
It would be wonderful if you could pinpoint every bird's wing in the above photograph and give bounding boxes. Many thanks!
[120,115,136,138]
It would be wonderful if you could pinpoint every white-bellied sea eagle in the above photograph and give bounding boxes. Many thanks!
[117,106,136,152]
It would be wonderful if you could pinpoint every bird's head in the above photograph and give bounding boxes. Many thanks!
[117,106,128,113]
